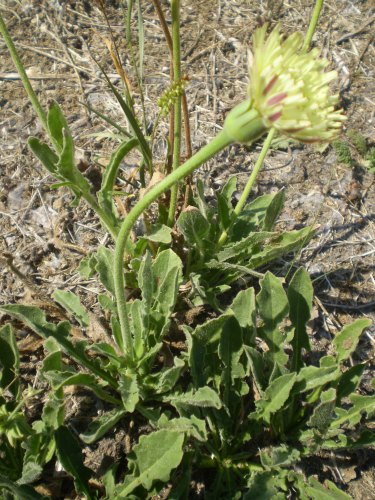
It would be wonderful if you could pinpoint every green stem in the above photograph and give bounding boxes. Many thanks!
[114,130,232,360]
[303,0,324,51]
[0,14,53,147]
[217,128,276,247]
[167,0,182,227]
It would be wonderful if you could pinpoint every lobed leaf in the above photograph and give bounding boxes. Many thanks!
[116,430,184,496]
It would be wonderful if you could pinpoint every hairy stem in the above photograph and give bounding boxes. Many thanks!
[114,131,232,360]
[303,0,324,51]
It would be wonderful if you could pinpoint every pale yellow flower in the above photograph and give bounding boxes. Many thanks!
[248,24,345,143]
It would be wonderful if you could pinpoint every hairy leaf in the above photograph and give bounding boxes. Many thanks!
[53,290,89,327]
[333,318,372,362]
[117,430,184,496]
[252,373,296,424]
[288,267,312,371]
[55,426,95,500]
[80,408,127,444]
[0,324,20,398]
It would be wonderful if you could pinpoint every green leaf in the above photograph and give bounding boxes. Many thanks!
[42,370,119,405]
[257,272,289,325]
[188,312,233,386]
[332,394,375,428]
[177,206,209,250]
[80,408,127,444]
[141,224,172,244]
[153,358,185,394]
[337,364,365,402]
[262,190,285,231]
[252,373,296,424]
[308,388,337,434]
[0,305,117,388]
[248,226,315,269]
[119,372,140,413]
[228,288,256,330]
[157,415,207,442]
[28,138,58,174]
[53,290,89,327]
[219,316,244,381]
[288,267,313,371]
[152,249,182,317]
[244,470,287,500]
[217,231,274,262]
[117,430,184,496]
[305,478,352,499]
[96,246,116,295]
[18,461,43,486]
[166,386,222,409]
[232,193,278,240]
[47,101,68,151]
[244,345,267,393]
[257,272,289,366]
[98,138,138,217]
[260,445,300,469]
[0,324,20,398]
[291,365,339,396]
[333,318,372,362]
[216,176,237,230]
[0,476,45,500]
[55,426,95,500]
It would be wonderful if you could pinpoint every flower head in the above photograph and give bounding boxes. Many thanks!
[248,24,345,143]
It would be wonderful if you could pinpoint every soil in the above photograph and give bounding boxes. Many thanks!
[0,0,374,498]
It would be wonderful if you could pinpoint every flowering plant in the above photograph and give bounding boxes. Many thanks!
[224,24,345,145]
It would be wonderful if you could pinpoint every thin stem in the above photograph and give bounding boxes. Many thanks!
[0,13,52,147]
[114,131,232,360]
[167,0,182,227]
[303,0,324,51]
[217,128,276,247]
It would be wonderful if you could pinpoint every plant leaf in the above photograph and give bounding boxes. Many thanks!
[251,372,296,424]
[53,290,89,327]
[332,394,375,428]
[308,388,337,434]
[80,408,127,444]
[333,318,371,362]
[248,226,315,269]
[262,189,285,231]
[55,426,95,500]
[257,272,289,366]
[0,476,45,500]
[288,267,313,371]
[116,430,184,496]
[28,138,58,174]
[0,324,20,398]
[177,207,209,250]
[98,138,138,217]
[166,386,222,409]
